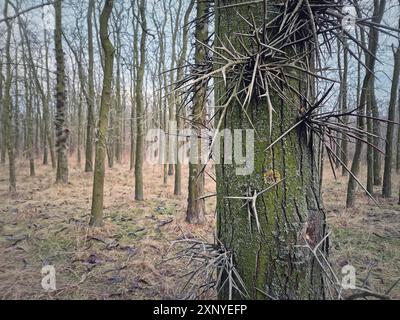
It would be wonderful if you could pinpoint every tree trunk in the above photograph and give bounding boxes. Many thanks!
[397,88,400,173]
[85,0,95,173]
[174,0,194,196]
[22,40,35,177]
[186,0,206,224]
[135,0,147,201]
[44,28,56,169]
[90,0,114,227]
[382,47,400,198]
[0,57,5,165]
[215,0,327,300]
[372,81,382,185]
[341,38,349,177]
[54,0,69,184]
[347,0,385,208]
[3,0,17,193]
[367,82,374,194]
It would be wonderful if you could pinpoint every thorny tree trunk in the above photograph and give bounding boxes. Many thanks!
[3,0,16,192]
[186,0,206,224]
[347,0,385,208]
[382,46,400,198]
[215,0,327,300]
[54,0,69,184]
[85,0,95,172]
[90,0,114,227]
[135,0,147,201]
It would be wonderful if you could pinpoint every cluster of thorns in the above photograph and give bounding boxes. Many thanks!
[170,0,400,299]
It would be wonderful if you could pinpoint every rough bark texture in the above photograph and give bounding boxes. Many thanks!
[186,0,207,224]
[215,0,327,300]
[54,0,69,184]
[90,0,114,227]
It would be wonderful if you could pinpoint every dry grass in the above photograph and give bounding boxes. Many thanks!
[0,156,399,299]
[323,167,400,299]
[0,157,216,300]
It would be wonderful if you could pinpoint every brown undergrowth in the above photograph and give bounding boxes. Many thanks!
[0,157,399,299]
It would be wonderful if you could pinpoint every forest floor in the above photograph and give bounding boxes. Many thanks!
[0,157,399,300]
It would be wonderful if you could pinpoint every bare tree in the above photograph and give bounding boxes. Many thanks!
[2,0,16,192]
[90,0,115,227]
[134,0,147,201]
[54,0,69,183]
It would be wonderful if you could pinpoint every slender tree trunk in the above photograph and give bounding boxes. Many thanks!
[54,0,69,183]
[77,89,83,167]
[382,46,400,198]
[3,0,16,192]
[22,40,35,177]
[372,81,382,184]
[341,38,349,177]
[0,57,5,165]
[397,88,400,173]
[367,81,374,194]
[90,0,114,227]
[347,0,385,208]
[186,0,206,224]
[130,11,139,172]
[167,0,182,178]
[215,0,327,300]
[107,109,114,168]
[44,28,56,169]
[174,0,194,196]
[130,66,136,171]
[13,58,20,159]
[135,0,147,201]
[85,0,95,172]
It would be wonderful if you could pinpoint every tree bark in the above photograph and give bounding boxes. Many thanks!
[382,47,400,198]
[0,56,5,165]
[174,0,194,196]
[135,0,147,201]
[215,0,327,300]
[3,0,17,193]
[347,0,385,208]
[186,0,206,224]
[90,0,114,227]
[85,0,95,172]
[54,0,69,184]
